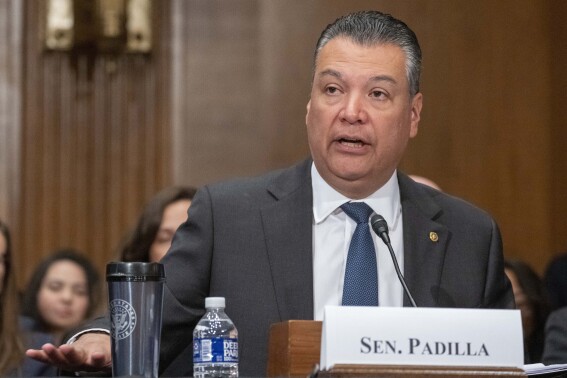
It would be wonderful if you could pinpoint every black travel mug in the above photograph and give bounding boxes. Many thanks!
[106,262,165,378]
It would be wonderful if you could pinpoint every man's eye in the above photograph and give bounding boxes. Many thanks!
[325,86,339,95]
[370,90,386,99]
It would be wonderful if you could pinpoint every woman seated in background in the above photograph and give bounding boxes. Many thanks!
[505,259,551,363]
[21,249,102,344]
[120,185,197,262]
[0,220,56,376]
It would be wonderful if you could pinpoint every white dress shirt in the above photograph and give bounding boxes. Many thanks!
[311,163,405,320]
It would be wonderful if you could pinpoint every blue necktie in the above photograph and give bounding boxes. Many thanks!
[341,202,378,306]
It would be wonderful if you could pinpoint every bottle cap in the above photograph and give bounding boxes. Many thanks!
[106,262,165,282]
[205,297,226,308]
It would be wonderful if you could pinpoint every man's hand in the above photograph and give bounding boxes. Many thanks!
[26,333,112,373]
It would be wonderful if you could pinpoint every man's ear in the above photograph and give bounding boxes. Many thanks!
[305,99,312,125]
[409,92,422,138]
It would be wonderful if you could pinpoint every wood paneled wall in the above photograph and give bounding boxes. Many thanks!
[397,1,555,268]
[170,0,566,274]
[549,0,567,261]
[170,0,275,186]
[14,1,172,285]
[3,0,566,286]
[0,0,23,231]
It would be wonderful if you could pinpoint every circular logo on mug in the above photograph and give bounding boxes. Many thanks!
[109,299,137,340]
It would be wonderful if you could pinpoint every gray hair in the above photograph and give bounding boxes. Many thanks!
[314,11,422,96]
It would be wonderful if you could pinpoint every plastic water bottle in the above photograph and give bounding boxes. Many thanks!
[193,297,239,378]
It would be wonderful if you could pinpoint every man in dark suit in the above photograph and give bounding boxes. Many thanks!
[27,10,514,377]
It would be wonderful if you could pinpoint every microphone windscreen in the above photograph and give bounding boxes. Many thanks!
[370,213,388,236]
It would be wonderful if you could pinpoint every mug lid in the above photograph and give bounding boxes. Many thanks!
[106,262,165,281]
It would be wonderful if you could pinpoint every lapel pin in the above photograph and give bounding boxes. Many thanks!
[429,232,439,242]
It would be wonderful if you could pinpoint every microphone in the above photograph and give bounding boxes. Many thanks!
[370,214,417,307]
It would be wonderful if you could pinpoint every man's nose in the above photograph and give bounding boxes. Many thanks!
[340,93,368,124]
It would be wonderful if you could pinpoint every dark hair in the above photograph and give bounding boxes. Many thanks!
[120,186,197,262]
[21,249,101,332]
[505,259,551,363]
[314,10,422,96]
[0,220,25,373]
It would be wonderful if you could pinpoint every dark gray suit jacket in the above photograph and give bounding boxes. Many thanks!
[157,158,514,377]
[542,307,567,364]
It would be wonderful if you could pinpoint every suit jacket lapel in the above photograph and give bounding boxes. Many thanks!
[259,166,448,316]
[398,173,449,307]
[261,159,314,321]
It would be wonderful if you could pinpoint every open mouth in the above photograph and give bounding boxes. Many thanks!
[338,137,366,148]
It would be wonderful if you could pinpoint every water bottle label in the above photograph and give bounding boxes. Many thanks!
[193,338,239,363]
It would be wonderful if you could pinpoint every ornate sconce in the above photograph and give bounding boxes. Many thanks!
[45,0,152,53]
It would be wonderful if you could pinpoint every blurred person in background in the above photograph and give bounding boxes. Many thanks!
[0,220,56,376]
[542,306,567,365]
[120,186,197,262]
[21,249,102,344]
[544,252,567,310]
[505,259,551,363]
[408,174,442,191]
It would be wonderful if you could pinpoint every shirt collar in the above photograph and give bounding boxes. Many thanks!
[311,162,402,231]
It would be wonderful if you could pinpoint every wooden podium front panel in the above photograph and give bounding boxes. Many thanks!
[267,320,527,377]
[267,320,322,377]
